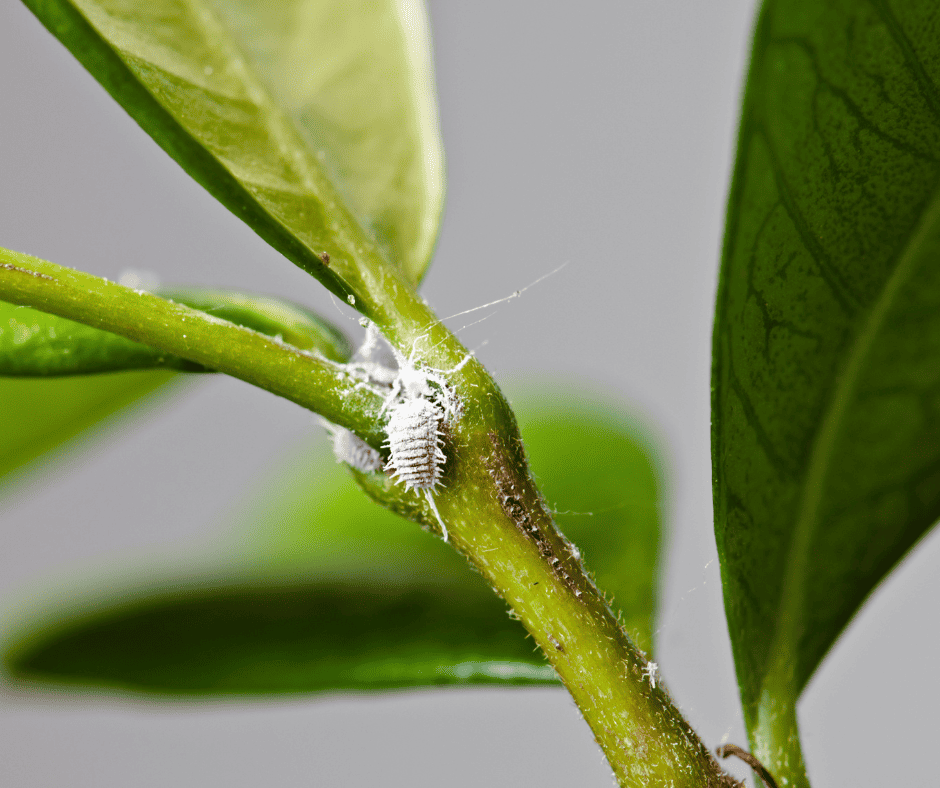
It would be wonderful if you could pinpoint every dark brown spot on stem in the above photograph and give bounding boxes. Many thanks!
[485,430,589,601]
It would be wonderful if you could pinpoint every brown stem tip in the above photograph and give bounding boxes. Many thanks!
[716,744,779,788]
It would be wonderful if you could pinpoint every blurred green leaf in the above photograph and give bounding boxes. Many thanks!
[0,372,175,487]
[6,387,663,695]
[713,0,940,749]
[0,291,350,376]
[22,0,444,298]
[6,581,552,694]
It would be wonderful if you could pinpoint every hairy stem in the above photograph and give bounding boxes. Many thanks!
[753,667,809,788]
[343,263,739,787]
[1,244,737,787]
[357,431,739,787]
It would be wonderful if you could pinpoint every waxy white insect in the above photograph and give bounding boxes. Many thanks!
[380,339,469,543]
[384,397,446,491]
[328,269,566,539]
[329,322,470,542]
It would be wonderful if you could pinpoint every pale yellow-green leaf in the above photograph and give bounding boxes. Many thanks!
[25,0,444,301]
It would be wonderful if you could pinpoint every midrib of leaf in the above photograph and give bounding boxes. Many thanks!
[759,181,940,710]
[279,0,444,275]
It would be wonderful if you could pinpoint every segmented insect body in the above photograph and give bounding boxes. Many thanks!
[330,321,468,541]
[384,395,450,541]
[385,397,446,491]
[329,426,383,473]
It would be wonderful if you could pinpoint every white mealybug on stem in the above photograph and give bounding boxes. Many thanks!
[385,397,446,490]
[331,321,471,542]
[379,337,473,543]
[384,396,449,541]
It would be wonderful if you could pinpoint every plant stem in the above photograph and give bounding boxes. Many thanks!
[1,244,739,786]
[0,248,384,445]
[359,431,739,786]
[753,666,810,788]
[344,271,740,787]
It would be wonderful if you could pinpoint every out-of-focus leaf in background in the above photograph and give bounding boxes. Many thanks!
[5,387,664,694]
[0,372,177,491]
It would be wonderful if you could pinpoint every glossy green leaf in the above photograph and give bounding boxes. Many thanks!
[22,0,444,300]
[6,388,663,694]
[712,0,940,769]
[0,290,350,376]
[0,372,176,488]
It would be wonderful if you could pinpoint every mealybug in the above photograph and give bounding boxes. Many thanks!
[384,396,450,542]
[333,322,471,541]
[385,397,446,491]
[642,660,659,689]
[328,424,384,473]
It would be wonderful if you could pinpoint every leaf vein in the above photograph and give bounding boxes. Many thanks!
[867,0,940,124]
[726,351,793,477]
[758,126,863,315]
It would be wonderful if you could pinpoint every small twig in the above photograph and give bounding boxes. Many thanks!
[716,744,779,788]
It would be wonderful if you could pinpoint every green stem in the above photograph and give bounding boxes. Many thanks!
[1,244,738,787]
[0,248,384,446]
[357,446,738,786]
[340,269,739,787]
[752,660,810,788]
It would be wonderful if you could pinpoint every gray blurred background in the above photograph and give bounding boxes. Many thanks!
[1,1,938,785]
